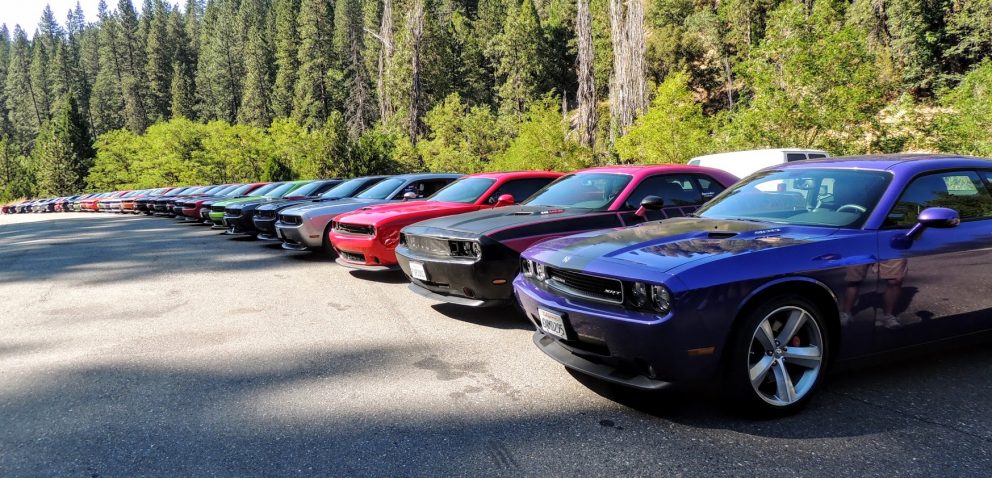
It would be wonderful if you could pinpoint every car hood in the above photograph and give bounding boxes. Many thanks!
[524,217,841,275]
[213,195,265,207]
[283,198,394,217]
[402,205,609,238]
[335,201,477,226]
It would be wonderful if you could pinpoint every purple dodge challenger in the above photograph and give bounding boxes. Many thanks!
[515,154,992,414]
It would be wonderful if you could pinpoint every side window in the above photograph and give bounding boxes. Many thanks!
[624,174,706,210]
[486,178,555,204]
[807,153,828,159]
[695,176,727,200]
[886,171,992,228]
[786,153,807,162]
[401,179,451,199]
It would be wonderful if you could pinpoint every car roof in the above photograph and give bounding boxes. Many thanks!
[774,153,992,174]
[392,173,464,180]
[464,171,563,180]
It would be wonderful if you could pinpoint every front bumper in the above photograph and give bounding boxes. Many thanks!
[222,213,254,234]
[208,210,225,227]
[395,245,516,305]
[513,275,720,385]
[329,231,398,268]
[253,216,278,239]
[275,222,318,250]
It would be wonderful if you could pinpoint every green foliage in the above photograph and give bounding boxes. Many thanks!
[724,1,887,155]
[936,61,992,156]
[34,96,95,195]
[489,97,593,172]
[615,72,713,164]
[418,94,511,173]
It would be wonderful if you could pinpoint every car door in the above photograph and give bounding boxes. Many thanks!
[874,169,992,350]
[621,174,725,221]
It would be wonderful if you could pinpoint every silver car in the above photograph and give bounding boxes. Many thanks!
[275,173,463,253]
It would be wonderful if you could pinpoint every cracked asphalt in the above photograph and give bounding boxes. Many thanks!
[1,212,990,477]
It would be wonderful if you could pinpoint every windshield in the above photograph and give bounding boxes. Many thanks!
[356,178,405,199]
[696,168,892,228]
[250,183,282,196]
[524,173,632,209]
[286,180,326,197]
[429,177,496,203]
[323,178,381,198]
[264,182,302,198]
[211,185,238,196]
[225,184,255,196]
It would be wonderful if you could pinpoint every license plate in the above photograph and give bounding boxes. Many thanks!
[538,308,568,340]
[409,261,427,281]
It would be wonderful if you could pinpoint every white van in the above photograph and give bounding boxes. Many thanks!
[687,148,829,179]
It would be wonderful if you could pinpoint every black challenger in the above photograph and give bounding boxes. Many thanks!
[394,165,739,307]
[222,180,340,237]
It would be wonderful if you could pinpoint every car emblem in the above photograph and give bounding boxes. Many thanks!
[562,255,572,263]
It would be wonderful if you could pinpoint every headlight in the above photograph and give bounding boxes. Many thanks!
[535,262,547,281]
[470,241,482,258]
[629,282,649,308]
[521,259,534,277]
[651,284,672,313]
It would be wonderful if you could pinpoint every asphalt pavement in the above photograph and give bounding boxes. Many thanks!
[1,213,990,477]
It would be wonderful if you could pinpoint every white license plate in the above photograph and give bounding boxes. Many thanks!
[538,308,568,340]
[409,261,427,281]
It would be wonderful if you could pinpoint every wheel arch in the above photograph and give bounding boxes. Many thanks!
[728,277,841,360]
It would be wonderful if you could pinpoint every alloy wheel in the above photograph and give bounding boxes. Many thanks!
[747,305,824,407]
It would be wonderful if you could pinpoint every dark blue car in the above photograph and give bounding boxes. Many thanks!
[514,154,992,414]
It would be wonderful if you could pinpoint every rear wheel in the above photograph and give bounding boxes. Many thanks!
[726,295,829,415]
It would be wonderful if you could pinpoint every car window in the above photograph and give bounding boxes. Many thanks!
[695,176,726,199]
[486,178,555,204]
[396,179,456,199]
[428,177,496,203]
[624,174,709,209]
[697,168,891,228]
[807,153,828,159]
[524,173,633,209]
[786,153,807,162]
[323,177,384,198]
[885,171,992,228]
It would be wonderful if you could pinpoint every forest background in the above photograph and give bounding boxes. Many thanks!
[0,0,990,199]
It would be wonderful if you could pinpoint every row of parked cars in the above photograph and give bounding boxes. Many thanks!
[5,151,990,415]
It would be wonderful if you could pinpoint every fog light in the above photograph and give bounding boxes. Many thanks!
[535,263,547,281]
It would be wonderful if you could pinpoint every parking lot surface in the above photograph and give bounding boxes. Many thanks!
[1,213,990,477]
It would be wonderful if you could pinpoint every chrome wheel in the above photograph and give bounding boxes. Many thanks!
[748,305,824,407]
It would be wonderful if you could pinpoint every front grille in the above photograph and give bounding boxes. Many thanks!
[256,210,276,219]
[405,234,454,257]
[279,214,302,225]
[338,250,366,263]
[546,267,624,304]
[211,205,226,212]
[225,208,242,217]
[333,221,374,236]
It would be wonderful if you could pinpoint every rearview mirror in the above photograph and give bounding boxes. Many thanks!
[493,194,515,207]
[635,195,665,217]
[402,191,418,200]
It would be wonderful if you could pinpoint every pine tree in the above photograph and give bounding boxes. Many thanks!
[272,0,299,118]
[293,0,334,129]
[495,0,545,116]
[340,0,375,138]
[168,7,197,119]
[170,60,196,118]
[197,0,244,122]
[145,0,174,121]
[30,33,54,123]
[238,0,275,127]
[575,0,596,148]
[34,95,95,195]
[117,0,150,132]
[0,25,12,139]
[90,1,127,135]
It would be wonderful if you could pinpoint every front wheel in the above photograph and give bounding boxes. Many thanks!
[725,295,829,416]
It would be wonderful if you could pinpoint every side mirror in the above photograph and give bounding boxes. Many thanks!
[493,194,515,207]
[906,207,959,240]
[634,195,665,218]
[402,191,418,200]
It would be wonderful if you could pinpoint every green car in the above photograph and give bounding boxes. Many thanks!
[208,181,309,228]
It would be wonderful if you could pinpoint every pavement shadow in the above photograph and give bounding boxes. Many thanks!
[347,269,409,284]
[429,303,533,331]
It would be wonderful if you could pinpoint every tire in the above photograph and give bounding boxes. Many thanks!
[321,223,337,257]
[725,294,830,416]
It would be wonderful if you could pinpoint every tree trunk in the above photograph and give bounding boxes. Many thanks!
[377,0,394,122]
[608,0,646,144]
[576,0,597,149]
[408,0,424,146]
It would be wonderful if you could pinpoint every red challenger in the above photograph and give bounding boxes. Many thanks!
[328,171,563,271]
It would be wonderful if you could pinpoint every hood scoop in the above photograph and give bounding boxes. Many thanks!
[706,231,739,239]
[512,208,565,216]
